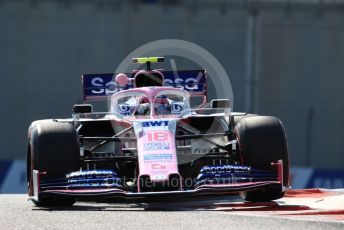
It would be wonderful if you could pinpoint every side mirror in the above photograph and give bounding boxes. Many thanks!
[211,99,230,109]
[73,104,93,113]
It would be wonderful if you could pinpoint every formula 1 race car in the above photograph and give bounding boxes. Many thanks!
[27,57,289,206]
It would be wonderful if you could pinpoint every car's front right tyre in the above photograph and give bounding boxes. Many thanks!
[27,120,80,206]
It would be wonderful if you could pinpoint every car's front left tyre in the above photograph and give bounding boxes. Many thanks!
[234,116,290,202]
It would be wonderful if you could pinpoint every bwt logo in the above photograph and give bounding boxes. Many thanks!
[142,120,169,127]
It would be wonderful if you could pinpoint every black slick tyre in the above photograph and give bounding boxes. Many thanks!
[234,116,289,202]
[27,120,80,206]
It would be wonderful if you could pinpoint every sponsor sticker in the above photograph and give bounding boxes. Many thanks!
[144,142,170,151]
[151,174,168,180]
[151,164,167,170]
[136,120,171,132]
[144,154,172,161]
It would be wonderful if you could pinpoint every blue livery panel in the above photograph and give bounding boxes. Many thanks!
[82,70,206,101]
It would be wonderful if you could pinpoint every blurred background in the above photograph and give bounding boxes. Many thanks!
[0,0,343,193]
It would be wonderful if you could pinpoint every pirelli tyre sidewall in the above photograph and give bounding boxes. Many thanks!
[27,119,80,206]
[234,116,290,202]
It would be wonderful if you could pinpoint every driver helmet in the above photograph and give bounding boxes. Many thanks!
[155,95,171,115]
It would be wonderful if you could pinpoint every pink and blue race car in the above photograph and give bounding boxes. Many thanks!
[27,57,289,206]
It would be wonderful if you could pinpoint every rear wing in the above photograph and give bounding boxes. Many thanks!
[82,70,207,102]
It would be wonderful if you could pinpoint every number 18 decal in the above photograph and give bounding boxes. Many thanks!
[147,132,168,141]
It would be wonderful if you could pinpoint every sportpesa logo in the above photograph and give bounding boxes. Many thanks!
[90,77,200,95]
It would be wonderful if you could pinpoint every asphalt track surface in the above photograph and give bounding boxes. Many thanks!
[0,191,343,230]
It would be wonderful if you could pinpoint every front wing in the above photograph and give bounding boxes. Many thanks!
[36,181,282,200]
[30,160,285,202]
